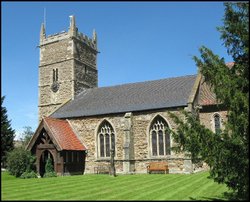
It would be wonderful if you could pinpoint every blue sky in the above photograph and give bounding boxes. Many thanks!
[2,2,233,139]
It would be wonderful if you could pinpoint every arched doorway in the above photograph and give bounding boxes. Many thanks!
[39,150,54,177]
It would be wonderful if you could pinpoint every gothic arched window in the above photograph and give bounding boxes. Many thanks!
[214,113,221,134]
[98,120,115,158]
[150,116,170,157]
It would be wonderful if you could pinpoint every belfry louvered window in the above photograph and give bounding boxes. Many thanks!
[98,121,115,158]
[150,116,170,156]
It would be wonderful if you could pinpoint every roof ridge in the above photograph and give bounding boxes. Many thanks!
[44,116,66,122]
[91,74,197,90]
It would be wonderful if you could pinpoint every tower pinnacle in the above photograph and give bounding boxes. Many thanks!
[92,29,97,45]
[40,23,46,41]
[69,15,76,37]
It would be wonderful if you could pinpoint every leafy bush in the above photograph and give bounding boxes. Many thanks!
[43,157,57,178]
[45,157,54,173]
[20,171,37,179]
[43,171,57,178]
[6,147,36,177]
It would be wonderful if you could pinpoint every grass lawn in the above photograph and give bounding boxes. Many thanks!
[1,171,231,200]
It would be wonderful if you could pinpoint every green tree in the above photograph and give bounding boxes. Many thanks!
[43,157,57,178]
[20,126,34,147]
[1,96,15,168]
[6,147,36,177]
[45,157,54,173]
[169,3,248,200]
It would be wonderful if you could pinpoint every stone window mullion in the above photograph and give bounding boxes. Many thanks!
[156,129,159,156]
[105,134,110,157]
[103,133,106,157]
[163,126,166,155]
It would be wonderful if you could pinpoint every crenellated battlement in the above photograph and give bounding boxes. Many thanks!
[40,30,97,50]
[47,30,67,37]
[75,31,97,50]
[40,15,97,51]
[40,31,69,45]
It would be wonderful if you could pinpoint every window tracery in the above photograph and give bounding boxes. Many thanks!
[149,116,170,156]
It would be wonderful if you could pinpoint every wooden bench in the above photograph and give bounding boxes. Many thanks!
[147,162,169,174]
[94,166,111,174]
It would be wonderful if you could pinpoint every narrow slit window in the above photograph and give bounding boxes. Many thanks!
[214,114,221,134]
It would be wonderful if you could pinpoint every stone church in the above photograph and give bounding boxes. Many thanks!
[27,16,228,176]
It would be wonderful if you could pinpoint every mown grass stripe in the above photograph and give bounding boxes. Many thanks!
[113,174,185,200]
[85,175,169,200]
[161,172,227,201]
[194,180,228,200]
[131,172,204,200]
[188,180,225,200]
[3,174,138,200]
[91,174,179,199]
[4,176,111,200]
[131,173,198,200]
[179,173,219,200]
[156,172,208,200]
[69,175,148,200]
[1,171,231,200]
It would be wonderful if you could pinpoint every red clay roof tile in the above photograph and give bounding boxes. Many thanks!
[44,117,86,151]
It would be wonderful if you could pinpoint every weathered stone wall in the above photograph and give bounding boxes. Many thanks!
[39,60,73,88]
[74,60,98,93]
[38,58,74,121]
[38,22,98,121]
[40,38,73,66]
[74,42,97,67]
[199,107,227,132]
[68,114,125,174]
[39,105,61,121]
[68,108,205,174]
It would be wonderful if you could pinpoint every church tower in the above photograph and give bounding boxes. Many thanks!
[38,16,98,122]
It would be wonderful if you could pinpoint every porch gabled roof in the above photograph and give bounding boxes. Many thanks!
[26,117,86,151]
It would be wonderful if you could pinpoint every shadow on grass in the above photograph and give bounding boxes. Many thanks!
[189,191,242,201]
[189,197,224,201]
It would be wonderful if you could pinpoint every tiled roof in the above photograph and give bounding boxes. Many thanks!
[44,117,86,151]
[198,62,234,106]
[199,80,218,106]
[51,75,197,118]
